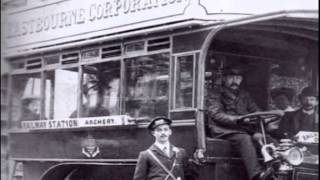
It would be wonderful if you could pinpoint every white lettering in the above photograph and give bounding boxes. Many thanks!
[161,0,167,6]
[131,0,141,12]
[89,4,97,21]
[123,0,131,14]
[97,4,104,20]
[115,0,122,16]
[35,18,43,32]
[77,9,86,24]
[5,0,187,39]
[43,16,50,31]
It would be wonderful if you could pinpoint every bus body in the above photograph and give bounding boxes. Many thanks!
[2,0,318,180]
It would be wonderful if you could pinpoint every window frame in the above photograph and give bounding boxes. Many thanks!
[7,36,174,128]
[79,60,122,118]
[8,71,43,125]
[122,52,171,119]
[172,52,197,110]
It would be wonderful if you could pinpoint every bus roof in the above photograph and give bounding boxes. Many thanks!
[1,0,318,58]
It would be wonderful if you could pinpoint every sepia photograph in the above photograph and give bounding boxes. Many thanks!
[1,0,318,180]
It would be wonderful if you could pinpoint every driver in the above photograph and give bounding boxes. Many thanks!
[207,65,273,180]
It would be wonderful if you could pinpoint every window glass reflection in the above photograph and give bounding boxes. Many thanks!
[125,53,169,118]
[11,73,42,127]
[72,61,121,118]
[175,55,194,108]
[45,68,79,119]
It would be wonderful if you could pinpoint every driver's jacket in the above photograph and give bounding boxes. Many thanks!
[207,88,260,137]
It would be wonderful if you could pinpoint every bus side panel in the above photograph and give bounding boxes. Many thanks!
[22,162,56,180]
[194,162,248,180]
[20,161,249,180]
[22,162,137,180]
[214,162,248,180]
[9,126,197,160]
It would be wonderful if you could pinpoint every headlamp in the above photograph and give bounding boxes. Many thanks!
[279,147,304,166]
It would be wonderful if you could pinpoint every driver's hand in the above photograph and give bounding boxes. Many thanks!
[253,132,264,146]
[270,109,285,116]
[235,115,251,124]
[232,115,243,123]
[242,117,252,123]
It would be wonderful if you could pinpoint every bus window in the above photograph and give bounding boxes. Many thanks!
[78,61,121,117]
[11,73,41,127]
[45,68,79,119]
[124,53,169,119]
[174,55,194,109]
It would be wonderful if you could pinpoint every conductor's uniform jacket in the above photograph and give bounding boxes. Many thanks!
[133,144,196,180]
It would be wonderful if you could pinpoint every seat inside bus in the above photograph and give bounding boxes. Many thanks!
[204,16,318,158]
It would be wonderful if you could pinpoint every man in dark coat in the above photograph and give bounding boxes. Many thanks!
[273,86,318,139]
[207,66,272,180]
[133,117,198,180]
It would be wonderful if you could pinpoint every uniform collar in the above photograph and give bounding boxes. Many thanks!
[154,141,170,151]
[150,143,178,159]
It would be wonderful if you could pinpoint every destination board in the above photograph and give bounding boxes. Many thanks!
[21,115,135,130]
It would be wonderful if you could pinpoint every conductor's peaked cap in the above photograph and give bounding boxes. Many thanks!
[147,117,172,131]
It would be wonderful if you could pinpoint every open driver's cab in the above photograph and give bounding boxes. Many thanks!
[201,10,318,180]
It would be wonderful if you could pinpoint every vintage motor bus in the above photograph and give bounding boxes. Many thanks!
[2,0,318,180]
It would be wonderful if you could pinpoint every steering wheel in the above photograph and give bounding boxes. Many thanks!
[237,110,283,125]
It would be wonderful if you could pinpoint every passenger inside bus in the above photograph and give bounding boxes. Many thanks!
[20,95,41,121]
[267,87,296,131]
[270,87,296,112]
[272,86,319,140]
[10,73,43,125]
